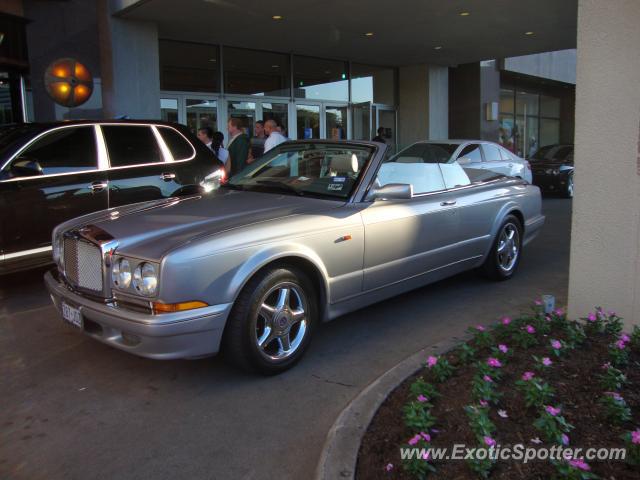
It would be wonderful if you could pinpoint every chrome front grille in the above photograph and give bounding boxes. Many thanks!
[63,237,103,292]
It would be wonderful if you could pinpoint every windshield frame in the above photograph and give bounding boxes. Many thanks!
[226,140,381,201]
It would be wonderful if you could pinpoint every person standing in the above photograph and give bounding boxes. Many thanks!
[263,119,288,153]
[372,127,386,143]
[197,127,214,148]
[226,117,250,176]
[212,131,229,165]
[250,120,266,159]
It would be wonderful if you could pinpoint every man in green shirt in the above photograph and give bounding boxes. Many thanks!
[226,117,251,176]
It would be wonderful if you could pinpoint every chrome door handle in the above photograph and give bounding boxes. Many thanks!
[440,200,457,206]
[160,172,176,181]
[89,181,108,193]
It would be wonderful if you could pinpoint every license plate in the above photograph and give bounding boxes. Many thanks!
[61,302,83,329]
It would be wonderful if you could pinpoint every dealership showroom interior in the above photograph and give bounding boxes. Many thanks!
[1,0,640,479]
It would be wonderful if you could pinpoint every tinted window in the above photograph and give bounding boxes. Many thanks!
[482,144,502,162]
[457,144,483,163]
[102,126,162,167]
[158,127,194,161]
[18,126,97,175]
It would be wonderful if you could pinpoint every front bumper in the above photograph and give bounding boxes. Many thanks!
[45,270,232,360]
[532,174,569,192]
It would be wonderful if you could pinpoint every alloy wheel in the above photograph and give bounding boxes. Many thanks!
[497,223,520,273]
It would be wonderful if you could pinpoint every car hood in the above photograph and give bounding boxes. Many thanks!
[84,189,343,260]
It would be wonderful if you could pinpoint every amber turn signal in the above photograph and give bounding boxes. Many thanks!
[152,301,209,314]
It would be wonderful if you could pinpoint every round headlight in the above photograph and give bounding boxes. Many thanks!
[133,262,158,296]
[112,258,132,288]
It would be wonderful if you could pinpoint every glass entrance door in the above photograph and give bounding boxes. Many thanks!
[324,105,348,140]
[186,98,217,133]
[377,108,397,153]
[228,100,256,137]
[352,102,372,141]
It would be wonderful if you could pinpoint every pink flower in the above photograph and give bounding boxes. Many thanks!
[483,436,496,447]
[385,463,393,472]
[476,325,485,332]
[421,450,431,460]
[479,399,489,407]
[616,339,626,350]
[561,434,570,446]
[608,310,617,317]
[420,432,431,442]
[498,409,508,418]
[601,362,612,370]
[426,356,438,368]
[545,405,561,416]
[587,312,597,322]
[534,299,542,306]
[522,371,535,381]
[551,339,562,350]
[605,391,623,402]
[498,344,508,354]
[431,428,440,434]
[417,394,429,403]
[568,458,591,471]
[554,308,564,316]
[545,315,552,322]
[631,430,640,445]
[501,317,511,325]
[487,357,502,368]
[541,357,553,367]
[483,375,493,383]
[620,333,631,343]
[408,434,422,446]
[525,325,536,334]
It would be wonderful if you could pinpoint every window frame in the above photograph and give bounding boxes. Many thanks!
[456,142,485,163]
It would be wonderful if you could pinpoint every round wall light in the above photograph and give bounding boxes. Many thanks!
[44,58,94,107]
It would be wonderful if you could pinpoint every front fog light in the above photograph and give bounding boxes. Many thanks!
[133,262,158,296]
[112,258,132,288]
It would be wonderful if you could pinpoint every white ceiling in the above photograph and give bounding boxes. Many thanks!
[117,0,577,67]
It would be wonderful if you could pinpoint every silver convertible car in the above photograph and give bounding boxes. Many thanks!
[46,140,544,374]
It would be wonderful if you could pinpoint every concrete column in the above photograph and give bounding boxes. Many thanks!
[567,0,640,324]
[398,64,448,148]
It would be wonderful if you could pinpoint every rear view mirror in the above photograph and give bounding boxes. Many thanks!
[366,183,413,201]
[11,157,43,178]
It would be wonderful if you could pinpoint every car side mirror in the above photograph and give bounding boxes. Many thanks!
[10,157,43,178]
[366,183,413,201]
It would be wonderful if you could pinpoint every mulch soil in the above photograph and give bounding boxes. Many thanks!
[356,313,640,479]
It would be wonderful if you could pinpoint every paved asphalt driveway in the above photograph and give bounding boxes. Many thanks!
[1,198,571,480]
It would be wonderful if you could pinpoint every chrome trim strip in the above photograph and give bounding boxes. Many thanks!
[151,125,174,162]
[94,125,110,170]
[1,245,52,261]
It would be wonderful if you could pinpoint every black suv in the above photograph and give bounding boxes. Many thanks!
[0,120,224,274]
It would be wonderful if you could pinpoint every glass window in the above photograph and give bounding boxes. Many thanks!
[482,144,502,162]
[159,40,219,92]
[186,99,217,134]
[500,88,514,115]
[515,91,538,116]
[223,47,290,97]
[351,63,395,105]
[228,101,255,137]
[540,95,561,118]
[102,126,162,167]
[352,103,371,141]
[293,56,348,101]
[457,144,483,163]
[296,105,319,139]
[158,127,194,161]
[540,118,560,147]
[391,143,458,164]
[228,143,374,200]
[262,103,289,137]
[499,115,516,152]
[16,127,97,175]
[0,72,13,124]
[160,98,178,123]
[325,106,347,140]
[516,115,539,158]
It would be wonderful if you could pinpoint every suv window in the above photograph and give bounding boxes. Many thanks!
[15,126,98,175]
[158,127,195,161]
[457,144,483,163]
[102,125,163,167]
[482,144,502,162]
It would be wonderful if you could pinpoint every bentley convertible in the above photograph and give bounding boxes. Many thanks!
[45,140,544,374]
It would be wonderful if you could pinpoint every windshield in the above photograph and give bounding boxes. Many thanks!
[531,145,573,162]
[227,143,375,199]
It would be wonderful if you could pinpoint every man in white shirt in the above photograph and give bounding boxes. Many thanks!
[263,119,288,153]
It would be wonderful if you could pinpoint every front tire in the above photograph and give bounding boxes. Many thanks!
[481,215,523,281]
[222,266,317,375]
[563,174,574,198]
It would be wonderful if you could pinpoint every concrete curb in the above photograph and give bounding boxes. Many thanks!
[315,335,468,480]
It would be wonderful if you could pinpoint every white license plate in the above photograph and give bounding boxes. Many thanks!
[61,302,82,329]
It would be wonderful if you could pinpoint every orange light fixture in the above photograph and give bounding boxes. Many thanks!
[152,300,209,314]
[44,58,94,107]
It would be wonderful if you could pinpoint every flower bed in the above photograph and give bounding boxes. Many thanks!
[356,303,640,479]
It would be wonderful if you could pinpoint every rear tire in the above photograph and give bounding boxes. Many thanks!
[222,266,317,375]
[481,215,523,281]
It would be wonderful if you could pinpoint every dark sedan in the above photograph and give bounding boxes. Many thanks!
[530,144,574,198]
[0,120,225,274]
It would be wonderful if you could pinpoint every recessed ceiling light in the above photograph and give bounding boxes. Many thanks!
[459,11,470,16]
[434,46,443,50]
[525,31,534,35]
[208,58,216,62]
[272,15,283,20]
[365,32,374,37]
[271,64,279,68]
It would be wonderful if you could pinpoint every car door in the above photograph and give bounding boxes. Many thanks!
[101,124,186,208]
[360,143,461,291]
[0,125,108,269]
